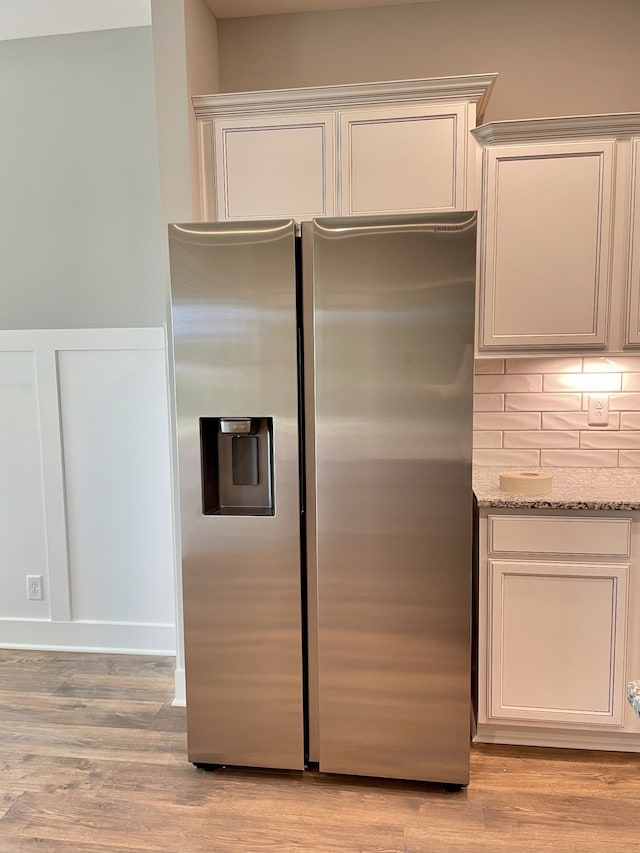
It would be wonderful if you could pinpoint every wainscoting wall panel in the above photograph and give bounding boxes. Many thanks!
[0,351,50,620]
[0,329,175,654]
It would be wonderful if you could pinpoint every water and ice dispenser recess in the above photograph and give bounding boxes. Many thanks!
[200,417,274,516]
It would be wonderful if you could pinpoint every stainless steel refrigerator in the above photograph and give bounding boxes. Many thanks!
[168,213,476,786]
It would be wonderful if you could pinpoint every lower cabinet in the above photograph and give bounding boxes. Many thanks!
[487,559,628,727]
[476,509,640,750]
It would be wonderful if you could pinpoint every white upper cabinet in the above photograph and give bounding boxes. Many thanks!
[212,113,336,221]
[626,138,640,346]
[193,75,496,223]
[473,115,640,355]
[338,103,470,216]
[480,139,615,350]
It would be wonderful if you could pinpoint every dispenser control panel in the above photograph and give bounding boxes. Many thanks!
[220,418,253,435]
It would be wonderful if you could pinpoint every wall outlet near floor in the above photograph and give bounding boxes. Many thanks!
[588,394,609,426]
[26,574,44,601]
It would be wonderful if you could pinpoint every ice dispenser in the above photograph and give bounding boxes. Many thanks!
[200,417,274,516]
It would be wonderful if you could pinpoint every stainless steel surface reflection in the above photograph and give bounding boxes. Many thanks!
[312,214,476,783]
[168,213,476,785]
[169,220,304,770]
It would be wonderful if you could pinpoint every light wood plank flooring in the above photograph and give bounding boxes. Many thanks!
[0,650,638,852]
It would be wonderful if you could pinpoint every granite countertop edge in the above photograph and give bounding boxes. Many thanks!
[473,467,640,512]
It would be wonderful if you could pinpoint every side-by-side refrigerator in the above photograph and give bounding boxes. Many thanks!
[168,213,476,785]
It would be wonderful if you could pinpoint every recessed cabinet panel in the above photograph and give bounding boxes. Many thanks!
[214,114,335,221]
[480,141,615,350]
[488,560,628,727]
[339,105,467,215]
[626,138,640,346]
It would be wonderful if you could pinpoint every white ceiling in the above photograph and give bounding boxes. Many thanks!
[206,0,446,20]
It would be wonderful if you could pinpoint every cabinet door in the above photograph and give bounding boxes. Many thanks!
[625,138,640,346]
[338,103,470,216]
[213,113,336,221]
[479,141,615,350]
[487,560,628,727]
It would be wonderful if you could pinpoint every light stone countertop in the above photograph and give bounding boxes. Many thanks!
[473,467,640,511]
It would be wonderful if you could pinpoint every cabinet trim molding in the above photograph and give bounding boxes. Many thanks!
[625,137,640,346]
[0,328,165,350]
[475,723,640,752]
[473,113,640,145]
[198,119,216,221]
[193,74,497,121]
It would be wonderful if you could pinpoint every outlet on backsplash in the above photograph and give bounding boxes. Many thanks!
[588,394,609,426]
[473,356,640,468]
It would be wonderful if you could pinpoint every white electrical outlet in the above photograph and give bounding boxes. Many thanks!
[27,574,43,601]
[588,394,609,426]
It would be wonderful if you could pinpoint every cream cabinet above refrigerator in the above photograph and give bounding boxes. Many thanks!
[192,74,497,223]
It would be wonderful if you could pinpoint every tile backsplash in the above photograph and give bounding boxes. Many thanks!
[473,356,640,468]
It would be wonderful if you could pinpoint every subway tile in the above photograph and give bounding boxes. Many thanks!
[540,449,619,467]
[473,449,540,467]
[506,393,582,412]
[505,357,582,374]
[542,411,620,430]
[619,451,640,467]
[473,393,504,412]
[543,373,621,393]
[609,393,640,411]
[473,431,502,448]
[474,358,505,375]
[503,430,579,449]
[474,412,541,430]
[584,356,640,372]
[475,374,542,393]
[580,431,640,449]
[620,413,640,429]
[622,373,640,391]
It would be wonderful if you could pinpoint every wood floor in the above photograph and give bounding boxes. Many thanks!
[0,650,638,852]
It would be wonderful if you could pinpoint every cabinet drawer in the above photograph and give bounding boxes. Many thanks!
[488,515,631,558]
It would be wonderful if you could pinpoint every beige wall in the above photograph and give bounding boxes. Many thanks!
[185,0,220,217]
[151,0,194,225]
[217,0,640,121]
[149,0,218,696]
[151,0,218,225]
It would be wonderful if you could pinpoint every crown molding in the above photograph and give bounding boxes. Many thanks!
[472,113,640,145]
[193,73,498,122]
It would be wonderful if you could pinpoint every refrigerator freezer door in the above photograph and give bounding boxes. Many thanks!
[311,213,476,784]
[169,220,304,770]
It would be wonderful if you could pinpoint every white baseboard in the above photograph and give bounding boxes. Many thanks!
[0,618,176,655]
[172,667,186,706]
[474,723,640,753]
